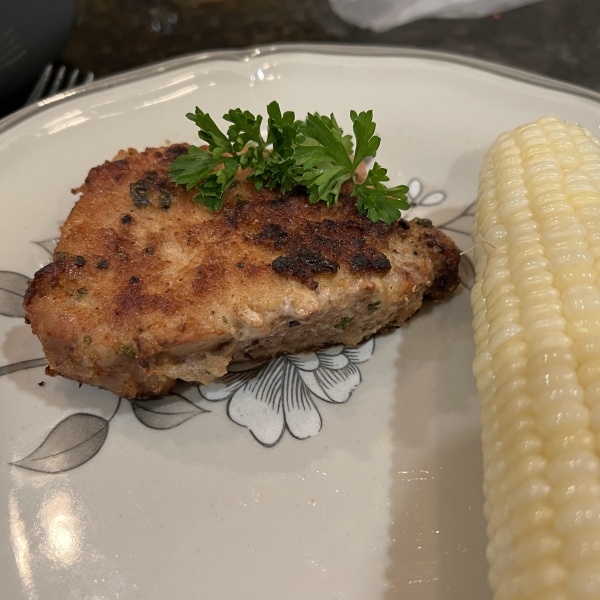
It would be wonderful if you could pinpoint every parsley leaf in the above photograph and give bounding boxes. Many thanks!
[354,163,410,224]
[167,146,239,211]
[295,113,355,206]
[350,109,380,170]
[168,102,410,223]
[223,108,264,152]
[186,107,234,157]
[299,113,354,172]
[256,101,300,193]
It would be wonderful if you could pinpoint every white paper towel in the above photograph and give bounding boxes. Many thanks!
[329,0,544,32]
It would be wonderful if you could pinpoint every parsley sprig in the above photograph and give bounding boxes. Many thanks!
[168,101,410,224]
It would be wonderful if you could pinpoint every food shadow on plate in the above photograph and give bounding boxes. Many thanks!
[383,284,489,599]
[383,429,490,600]
[389,286,475,448]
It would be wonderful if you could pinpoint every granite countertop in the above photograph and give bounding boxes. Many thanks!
[62,0,598,90]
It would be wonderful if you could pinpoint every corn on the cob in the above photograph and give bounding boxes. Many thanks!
[471,116,600,599]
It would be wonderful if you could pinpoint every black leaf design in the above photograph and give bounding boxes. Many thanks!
[0,271,30,318]
[34,238,59,255]
[132,393,208,430]
[11,413,109,473]
[0,357,46,376]
[459,254,476,290]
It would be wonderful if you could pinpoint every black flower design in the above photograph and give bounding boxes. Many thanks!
[198,339,375,446]
[407,177,446,207]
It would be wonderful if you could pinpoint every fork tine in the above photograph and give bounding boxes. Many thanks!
[25,64,95,107]
[65,67,80,90]
[47,64,67,96]
[25,64,53,105]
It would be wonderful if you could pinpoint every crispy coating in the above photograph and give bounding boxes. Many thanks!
[24,144,460,399]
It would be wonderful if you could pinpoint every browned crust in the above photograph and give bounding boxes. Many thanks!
[24,144,460,399]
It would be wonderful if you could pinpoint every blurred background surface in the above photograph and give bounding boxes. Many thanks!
[0,0,597,118]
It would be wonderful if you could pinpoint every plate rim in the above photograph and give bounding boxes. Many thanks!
[1,42,600,135]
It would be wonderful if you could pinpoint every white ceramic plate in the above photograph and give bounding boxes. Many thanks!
[2,45,600,600]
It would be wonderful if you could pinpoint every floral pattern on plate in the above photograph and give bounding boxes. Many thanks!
[199,340,375,446]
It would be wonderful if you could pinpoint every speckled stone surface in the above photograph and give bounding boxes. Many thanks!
[61,0,599,90]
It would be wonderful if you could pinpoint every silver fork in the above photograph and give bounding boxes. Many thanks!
[26,63,94,105]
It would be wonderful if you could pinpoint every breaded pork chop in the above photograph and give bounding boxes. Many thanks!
[24,144,460,399]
